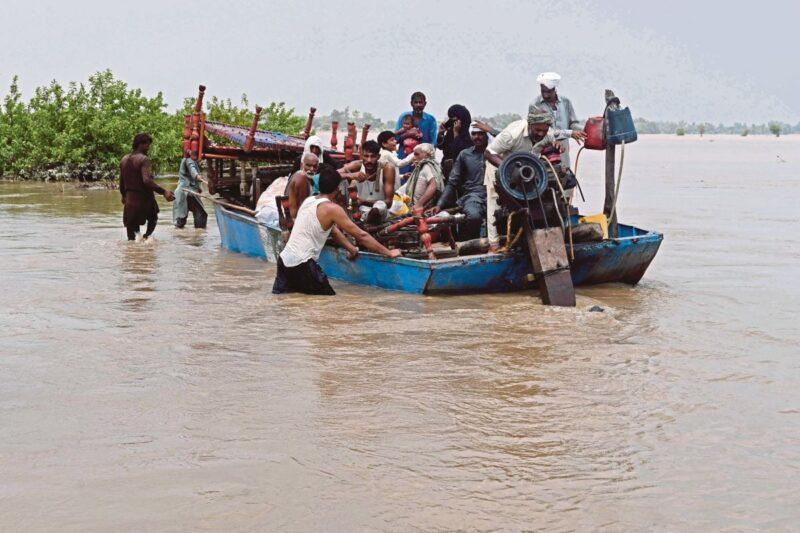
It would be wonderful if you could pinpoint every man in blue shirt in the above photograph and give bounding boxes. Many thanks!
[395,91,439,173]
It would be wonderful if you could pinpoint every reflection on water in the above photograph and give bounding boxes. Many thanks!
[0,136,799,530]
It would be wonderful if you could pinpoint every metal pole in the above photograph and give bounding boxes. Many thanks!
[603,89,619,238]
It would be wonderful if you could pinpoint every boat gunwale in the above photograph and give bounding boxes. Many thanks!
[214,204,662,268]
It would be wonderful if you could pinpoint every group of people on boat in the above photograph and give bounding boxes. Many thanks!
[268,71,585,294]
[119,71,585,296]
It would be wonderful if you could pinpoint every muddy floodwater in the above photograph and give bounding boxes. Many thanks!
[1,135,799,530]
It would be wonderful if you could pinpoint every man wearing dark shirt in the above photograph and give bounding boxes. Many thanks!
[429,126,489,240]
[119,133,174,241]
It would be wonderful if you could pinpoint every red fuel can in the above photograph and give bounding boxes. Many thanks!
[584,116,606,150]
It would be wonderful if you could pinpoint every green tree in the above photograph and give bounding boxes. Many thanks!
[0,76,32,175]
[768,122,781,137]
[676,127,686,136]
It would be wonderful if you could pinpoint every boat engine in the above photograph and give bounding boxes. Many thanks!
[493,151,574,241]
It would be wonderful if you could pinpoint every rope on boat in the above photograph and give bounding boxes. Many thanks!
[541,156,575,260]
[499,210,524,254]
[608,140,625,228]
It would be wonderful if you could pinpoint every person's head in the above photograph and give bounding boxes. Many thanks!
[132,133,152,154]
[377,130,397,151]
[301,152,319,175]
[540,85,557,103]
[527,108,553,142]
[361,140,380,171]
[410,91,427,115]
[446,104,472,135]
[412,143,435,163]
[318,164,342,198]
[304,135,323,158]
[536,72,561,104]
[469,129,489,152]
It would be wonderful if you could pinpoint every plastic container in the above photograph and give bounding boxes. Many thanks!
[578,213,609,239]
[606,107,638,145]
[583,116,606,150]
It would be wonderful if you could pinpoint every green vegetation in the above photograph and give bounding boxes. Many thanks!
[768,121,781,137]
[676,127,686,136]
[635,118,797,136]
[0,71,305,181]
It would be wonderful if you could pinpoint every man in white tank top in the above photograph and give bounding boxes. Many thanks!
[273,166,401,295]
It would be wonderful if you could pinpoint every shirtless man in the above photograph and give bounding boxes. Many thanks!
[119,133,174,240]
[285,152,320,219]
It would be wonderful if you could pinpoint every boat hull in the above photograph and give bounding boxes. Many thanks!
[213,204,662,294]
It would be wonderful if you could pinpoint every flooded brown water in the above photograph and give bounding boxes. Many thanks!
[1,135,799,531]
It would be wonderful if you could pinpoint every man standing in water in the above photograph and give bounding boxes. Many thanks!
[531,72,586,170]
[173,149,207,229]
[273,166,401,295]
[120,133,174,241]
[395,91,439,173]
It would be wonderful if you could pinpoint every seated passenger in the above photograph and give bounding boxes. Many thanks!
[291,135,332,173]
[255,174,289,227]
[429,124,490,240]
[377,130,415,171]
[402,143,444,213]
[286,152,320,219]
[338,140,396,208]
[273,166,401,296]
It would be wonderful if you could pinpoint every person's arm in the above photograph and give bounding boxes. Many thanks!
[533,132,562,156]
[415,178,439,212]
[436,121,448,148]
[382,165,396,205]
[384,151,415,167]
[321,203,401,258]
[484,123,516,167]
[288,172,309,219]
[338,161,368,181]
[436,153,464,210]
[142,157,174,200]
[330,226,358,259]
[567,99,586,142]
[473,120,501,137]
[119,161,126,203]
[426,116,439,145]
[188,159,200,180]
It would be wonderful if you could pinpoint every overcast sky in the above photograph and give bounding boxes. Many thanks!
[1,0,797,124]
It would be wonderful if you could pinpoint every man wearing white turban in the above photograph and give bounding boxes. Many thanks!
[532,72,586,170]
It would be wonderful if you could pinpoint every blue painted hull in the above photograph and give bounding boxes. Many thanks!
[213,204,662,294]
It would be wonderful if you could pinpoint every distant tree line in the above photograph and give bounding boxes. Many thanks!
[634,118,797,137]
[312,107,395,131]
[0,71,305,181]
[1,71,796,181]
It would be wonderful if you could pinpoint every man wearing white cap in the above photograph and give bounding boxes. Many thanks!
[532,72,586,170]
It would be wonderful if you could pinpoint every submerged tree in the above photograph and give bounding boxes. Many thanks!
[768,122,781,137]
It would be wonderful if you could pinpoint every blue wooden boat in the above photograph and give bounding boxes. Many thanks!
[212,203,662,295]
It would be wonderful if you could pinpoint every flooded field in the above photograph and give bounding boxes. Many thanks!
[1,135,798,530]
